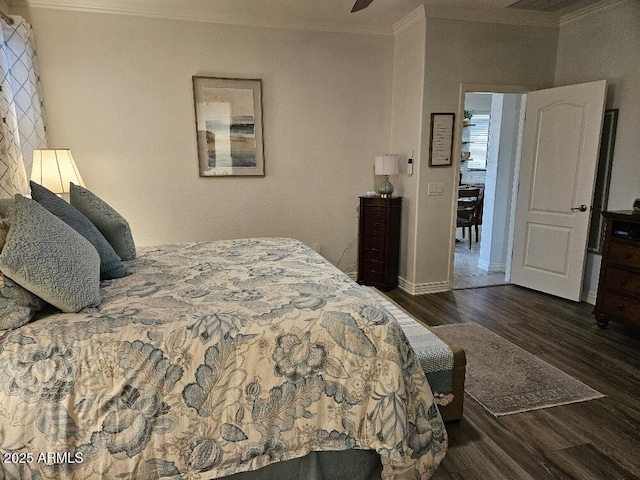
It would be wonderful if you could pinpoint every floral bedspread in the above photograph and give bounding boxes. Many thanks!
[0,238,447,479]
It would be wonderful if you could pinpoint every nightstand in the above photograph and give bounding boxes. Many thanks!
[357,196,401,291]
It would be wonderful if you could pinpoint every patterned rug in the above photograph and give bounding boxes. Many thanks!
[432,323,605,416]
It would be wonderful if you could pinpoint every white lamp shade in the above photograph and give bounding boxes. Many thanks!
[31,149,85,194]
[374,154,399,176]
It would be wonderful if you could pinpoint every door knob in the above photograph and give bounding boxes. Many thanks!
[571,205,588,212]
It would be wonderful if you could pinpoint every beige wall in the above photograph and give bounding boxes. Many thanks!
[555,0,640,211]
[412,16,558,288]
[554,0,640,301]
[19,7,394,270]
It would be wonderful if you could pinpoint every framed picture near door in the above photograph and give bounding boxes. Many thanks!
[428,112,455,167]
[588,108,619,253]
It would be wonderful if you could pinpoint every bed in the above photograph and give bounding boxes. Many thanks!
[0,235,448,479]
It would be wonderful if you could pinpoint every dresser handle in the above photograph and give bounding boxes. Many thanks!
[617,304,625,310]
[620,279,628,286]
[624,253,633,259]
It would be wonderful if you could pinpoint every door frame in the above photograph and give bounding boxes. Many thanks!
[448,83,536,290]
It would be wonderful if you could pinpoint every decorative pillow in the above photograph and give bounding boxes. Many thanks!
[0,217,46,330]
[0,195,101,313]
[70,183,137,261]
[30,181,130,280]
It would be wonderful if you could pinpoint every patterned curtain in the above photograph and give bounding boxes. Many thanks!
[0,15,47,198]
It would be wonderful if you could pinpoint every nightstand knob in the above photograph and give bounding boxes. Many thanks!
[617,304,625,310]
[620,279,628,286]
[624,253,633,259]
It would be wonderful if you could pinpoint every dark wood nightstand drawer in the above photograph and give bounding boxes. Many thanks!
[360,257,384,271]
[600,292,640,326]
[604,267,640,298]
[364,206,387,220]
[359,269,384,284]
[362,227,386,239]
[362,236,385,252]
[608,241,640,270]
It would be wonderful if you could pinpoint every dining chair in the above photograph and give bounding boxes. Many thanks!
[457,188,481,249]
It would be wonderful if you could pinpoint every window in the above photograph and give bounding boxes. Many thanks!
[466,113,490,170]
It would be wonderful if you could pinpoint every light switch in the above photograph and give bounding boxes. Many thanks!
[427,183,444,196]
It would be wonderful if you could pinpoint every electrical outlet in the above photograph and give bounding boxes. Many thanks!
[427,183,444,196]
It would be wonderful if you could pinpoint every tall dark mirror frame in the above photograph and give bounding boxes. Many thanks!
[588,109,619,254]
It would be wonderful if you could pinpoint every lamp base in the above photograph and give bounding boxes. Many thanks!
[378,176,394,198]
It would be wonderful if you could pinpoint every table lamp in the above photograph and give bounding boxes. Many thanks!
[374,154,399,198]
[31,149,85,198]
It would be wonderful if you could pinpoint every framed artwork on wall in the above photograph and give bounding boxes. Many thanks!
[588,108,619,253]
[428,112,455,167]
[193,76,264,177]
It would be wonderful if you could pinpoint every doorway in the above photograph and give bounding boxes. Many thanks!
[453,90,526,290]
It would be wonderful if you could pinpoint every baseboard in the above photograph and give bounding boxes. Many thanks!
[476,259,506,273]
[582,289,597,305]
[398,277,450,295]
[350,274,451,296]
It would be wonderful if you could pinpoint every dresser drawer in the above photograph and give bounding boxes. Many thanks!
[607,241,640,270]
[600,292,640,326]
[362,227,386,239]
[358,268,384,284]
[363,208,387,230]
[359,257,384,272]
[362,236,385,252]
[604,267,640,298]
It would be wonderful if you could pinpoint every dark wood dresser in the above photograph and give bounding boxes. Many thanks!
[357,196,401,291]
[594,210,640,329]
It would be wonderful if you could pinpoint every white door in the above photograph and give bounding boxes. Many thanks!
[511,80,606,301]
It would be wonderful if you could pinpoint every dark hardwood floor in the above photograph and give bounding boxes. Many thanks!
[386,285,640,480]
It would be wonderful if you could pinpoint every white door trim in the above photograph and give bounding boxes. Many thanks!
[448,83,535,290]
[505,95,529,282]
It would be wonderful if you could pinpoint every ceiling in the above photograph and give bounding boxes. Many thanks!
[12,0,601,33]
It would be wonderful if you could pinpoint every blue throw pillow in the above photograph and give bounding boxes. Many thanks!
[0,216,47,330]
[70,183,137,261]
[0,195,101,313]
[30,181,130,280]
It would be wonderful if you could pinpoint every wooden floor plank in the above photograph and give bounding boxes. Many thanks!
[386,285,640,479]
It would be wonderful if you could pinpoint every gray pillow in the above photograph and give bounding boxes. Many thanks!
[70,183,137,261]
[30,181,130,280]
[0,217,47,330]
[0,195,101,313]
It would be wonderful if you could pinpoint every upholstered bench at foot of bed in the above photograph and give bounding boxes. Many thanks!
[373,292,466,423]
[428,329,466,423]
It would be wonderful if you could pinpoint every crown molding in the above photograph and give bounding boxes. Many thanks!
[559,0,631,27]
[393,5,425,36]
[9,0,394,36]
[423,4,560,28]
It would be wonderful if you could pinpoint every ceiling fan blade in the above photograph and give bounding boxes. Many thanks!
[351,0,375,13]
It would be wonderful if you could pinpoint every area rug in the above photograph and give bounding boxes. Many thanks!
[432,323,605,416]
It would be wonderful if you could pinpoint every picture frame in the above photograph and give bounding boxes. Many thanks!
[588,108,619,254]
[428,112,455,167]
[193,76,264,177]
